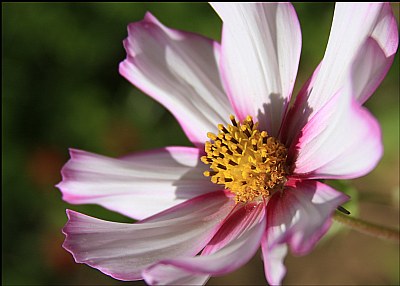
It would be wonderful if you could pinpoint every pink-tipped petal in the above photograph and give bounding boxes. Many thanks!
[211,3,302,136]
[350,36,397,105]
[284,3,398,144]
[271,179,348,254]
[261,179,347,285]
[119,12,232,146]
[311,3,398,105]
[202,201,265,255]
[143,204,266,283]
[261,241,287,286]
[57,147,220,220]
[265,179,348,256]
[62,191,235,281]
[144,202,263,285]
[143,267,210,286]
[290,87,383,180]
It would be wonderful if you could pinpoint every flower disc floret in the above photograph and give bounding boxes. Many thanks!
[201,115,288,203]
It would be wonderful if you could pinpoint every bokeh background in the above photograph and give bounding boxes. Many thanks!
[2,3,399,285]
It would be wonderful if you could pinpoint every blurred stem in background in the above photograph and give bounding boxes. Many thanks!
[333,211,400,243]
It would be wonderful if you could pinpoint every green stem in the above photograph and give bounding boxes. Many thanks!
[333,211,400,243]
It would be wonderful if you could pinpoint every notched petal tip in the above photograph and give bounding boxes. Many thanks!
[61,209,89,266]
[118,10,233,145]
[60,191,235,282]
[143,211,266,284]
[56,147,220,220]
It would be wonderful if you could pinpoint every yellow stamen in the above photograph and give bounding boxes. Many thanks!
[201,115,288,204]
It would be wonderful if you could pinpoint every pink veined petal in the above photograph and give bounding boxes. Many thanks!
[261,179,347,286]
[266,179,349,255]
[57,147,220,221]
[143,209,266,284]
[62,191,235,281]
[202,201,265,255]
[119,12,232,147]
[142,267,210,286]
[261,240,288,286]
[290,86,383,180]
[284,3,398,144]
[211,2,302,136]
[141,203,263,285]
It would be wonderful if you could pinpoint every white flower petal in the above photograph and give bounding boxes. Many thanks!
[309,2,397,108]
[267,180,348,255]
[261,179,348,285]
[291,87,382,179]
[350,35,397,105]
[57,147,220,220]
[63,191,235,281]
[211,3,302,136]
[284,3,397,144]
[143,267,210,286]
[261,241,287,286]
[119,12,232,146]
[143,207,266,283]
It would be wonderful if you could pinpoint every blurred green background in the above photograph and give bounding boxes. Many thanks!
[2,3,399,285]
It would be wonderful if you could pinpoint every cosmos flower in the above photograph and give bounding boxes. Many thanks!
[58,3,398,285]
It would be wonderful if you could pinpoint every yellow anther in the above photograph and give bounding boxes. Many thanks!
[207,132,217,141]
[245,115,253,124]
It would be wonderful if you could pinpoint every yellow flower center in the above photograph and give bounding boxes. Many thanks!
[201,115,288,204]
